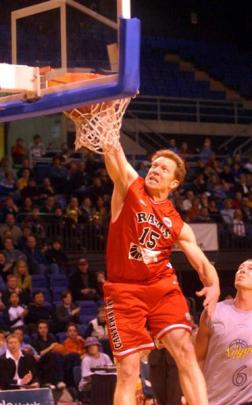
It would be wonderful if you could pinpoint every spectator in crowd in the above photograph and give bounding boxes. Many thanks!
[16,158,33,178]
[13,327,39,358]
[20,196,34,218]
[49,155,68,192]
[195,259,252,405]
[186,197,201,222]
[86,306,108,341]
[0,196,19,219]
[16,168,30,191]
[2,274,27,306]
[208,199,222,223]
[23,235,48,274]
[29,134,46,163]
[41,195,57,215]
[69,258,100,301]
[65,197,81,224]
[85,152,101,177]
[96,271,105,299]
[69,160,90,195]
[234,173,251,196]
[98,167,113,196]
[38,177,55,201]
[219,164,235,185]
[191,173,206,195]
[181,190,195,213]
[0,214,23,245]
[0,333,38,390]
[220,198,235,225]
[199,137,214,163]
[93,196,109,223]
[55,290,80,332]
[3,292,28,331]
[0,331,7,356]
[14,258,32,300]
[79,337,113,394]
[26,291,54,332]
[0,251,13,281]
[232,191,243,209]
[11,138,28,165]
[194,207,212,223]
[51,206,67,228]
[0,171,16,195]
[63,323,85,357]
[244,157,252,174]
[179,141,192,157]
[18,225,33,251]
[168,138,179,154]
[32,320,65,389]
[232,209,246,237]
[21,178,40,202]
[80,197,94,223]
[0,158,12,181]
[241,197,252,223]
[62,323,85,387]
[24,207,46,242]
[86,305,111,357]
[88,177,106,202]
[46,238,67,274]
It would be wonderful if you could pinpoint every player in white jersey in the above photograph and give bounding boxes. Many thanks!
[195,259,252,405]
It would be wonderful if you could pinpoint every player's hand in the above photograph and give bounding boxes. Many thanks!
[196,284,220,318]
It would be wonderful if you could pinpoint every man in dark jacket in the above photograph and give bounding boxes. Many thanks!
[69,258,100,301]
[0,334,38,389]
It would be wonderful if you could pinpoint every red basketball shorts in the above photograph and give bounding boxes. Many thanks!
[103,274,192,359]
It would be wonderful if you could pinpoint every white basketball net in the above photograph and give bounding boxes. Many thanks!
[65,97,131,154]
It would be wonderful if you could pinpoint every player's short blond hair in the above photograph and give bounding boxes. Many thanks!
[151,149,186,185]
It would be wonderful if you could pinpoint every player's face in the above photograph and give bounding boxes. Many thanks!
[145,157,179,195]
[235,260,252,290]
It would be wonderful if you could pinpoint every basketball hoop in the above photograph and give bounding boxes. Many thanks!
[65,96,131,154]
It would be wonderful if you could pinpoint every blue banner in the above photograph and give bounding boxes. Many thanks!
[0,388,54,405]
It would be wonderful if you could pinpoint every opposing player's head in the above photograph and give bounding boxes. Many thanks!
[145,149,186,196]
[234,259,252,291]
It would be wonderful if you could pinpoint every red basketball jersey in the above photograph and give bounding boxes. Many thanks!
[106,177,184,283]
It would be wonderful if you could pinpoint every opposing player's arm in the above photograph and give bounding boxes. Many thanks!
[177,223,220,316]
[103,143,138,197]
[194,310,211,367]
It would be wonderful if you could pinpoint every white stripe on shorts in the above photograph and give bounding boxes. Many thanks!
[156,323,192,340]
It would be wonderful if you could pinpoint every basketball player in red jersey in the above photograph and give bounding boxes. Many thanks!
[103,145,220,405]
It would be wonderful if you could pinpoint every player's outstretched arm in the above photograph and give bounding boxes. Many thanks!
[177,223,220,317]
[103,143,138,196]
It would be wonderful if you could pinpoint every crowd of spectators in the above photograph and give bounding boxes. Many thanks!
[0,133,251,398]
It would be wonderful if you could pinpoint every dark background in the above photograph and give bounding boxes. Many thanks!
[0,0,251,49]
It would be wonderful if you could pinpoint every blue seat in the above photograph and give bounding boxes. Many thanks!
[79,314,95,324]
[56,332,67,343]
[76,300,98,315]
[31,275,48,289]
[51,287,65,302]
[77,324,88,337]
[49,274,68,289]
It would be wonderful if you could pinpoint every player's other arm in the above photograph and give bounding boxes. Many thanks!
[195,310,211,368]
[177,223,220,316]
